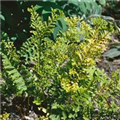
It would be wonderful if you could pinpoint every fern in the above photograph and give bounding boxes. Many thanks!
[1,40,36,96]
[27,9,120,119]
[0,34,27,95]
[1,8,65,96]
[18,37,39,64]
[1,52,27,95]
[1,6,120,119]
[28,6,64,38]
[19,6,64,65]
[18,64,36,95]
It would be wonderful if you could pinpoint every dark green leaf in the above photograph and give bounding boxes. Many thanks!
[0,13,5,28]
[103,48,120,58]
[98,0,106,6]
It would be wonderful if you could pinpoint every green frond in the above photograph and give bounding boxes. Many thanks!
[18,64,36,95]
[1,52,27,95]
[28,6,64,39]
[18,37,39,64]
[1,40,20,67]
[19,7,65,65]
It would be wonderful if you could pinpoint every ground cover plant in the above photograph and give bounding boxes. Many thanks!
[1,5,120,120]
[1,0,119,60]
[1,0,106,48]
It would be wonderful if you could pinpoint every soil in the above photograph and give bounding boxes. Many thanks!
[1,96,40,120]
[97,33,120,76]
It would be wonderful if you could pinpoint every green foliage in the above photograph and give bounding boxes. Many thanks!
[1,31,11,42]
[1,6,120,119]
[1,40,27,95]
[103,45,120,58]
[104,0,120,17]
[64,0,102,16]
[0,7,64,97]
[1,0,105,47]
[98,0,106,6]
[1,0,119,55]
[26,7,119,119]
[0,112,9,120]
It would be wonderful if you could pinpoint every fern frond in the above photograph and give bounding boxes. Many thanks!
[19,7,64,65]
[1,40,20,67]
[28,6,64,38]
[18,37,39,64]
[18,64,36,95]
[1,52,27,95]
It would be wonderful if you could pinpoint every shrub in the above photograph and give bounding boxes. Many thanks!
[1,7,120,120]
[28,7,120,120]
[1,0,105,47]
